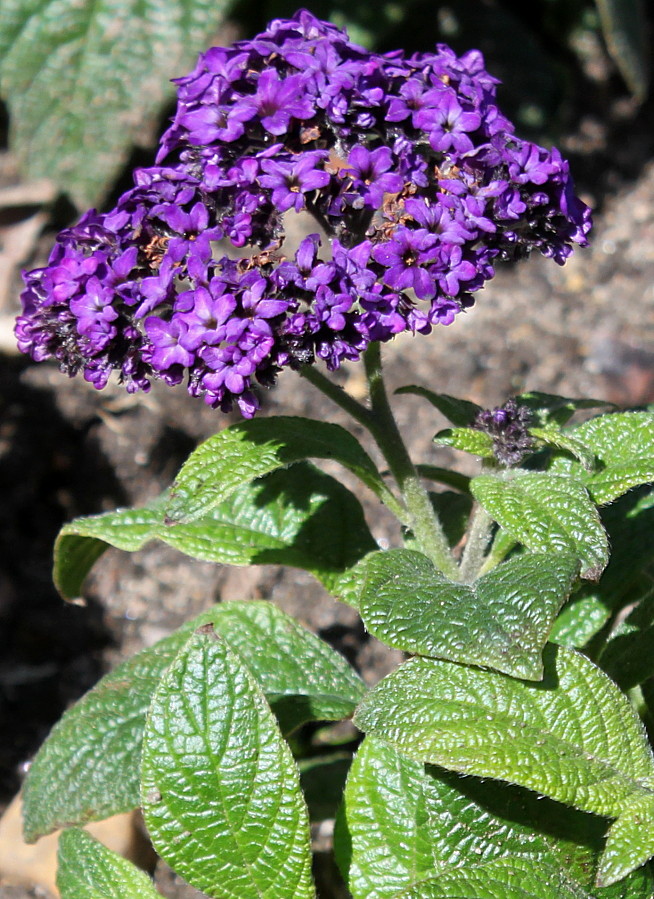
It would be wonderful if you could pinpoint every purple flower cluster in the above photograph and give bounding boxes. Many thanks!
[473,398,534,465]
[16,10,591,416]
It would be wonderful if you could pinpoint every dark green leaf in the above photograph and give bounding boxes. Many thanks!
[54,463,376,601]
[471,472,609,580]
[353,644,654,819]
[299,753,351,822]
[416,465,472,494]
[516,392,611,427]
[141,626,315,898]
[434,427,495,458]
[595,0,650,101]
[549,412,654,505]
[23,602,363,840]
[0,0,230,207]
[359,549,579,679]
[395,386,482,426]
[57,829,160,899]
[164,416,388,523]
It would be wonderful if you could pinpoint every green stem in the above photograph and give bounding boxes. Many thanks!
[362,344,458,578]
[299,364,409,525]
[458,503,493,584]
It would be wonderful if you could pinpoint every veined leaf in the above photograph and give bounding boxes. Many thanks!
[354,645,654,820]
[54,462,376,601]
[23,601,363,841]
[57,828,160,899]
[0,0,230,207]
[597,793,654,887]
[141,626,315,899]
[164,416,389,523]
[335,737,654,899]
[433,426,495,458]
[471,472,609,580]
[549,412,654,505]
[359,549,579,680]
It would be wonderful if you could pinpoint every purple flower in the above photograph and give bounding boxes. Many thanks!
[16,10,591,416]
[372,228,440,299]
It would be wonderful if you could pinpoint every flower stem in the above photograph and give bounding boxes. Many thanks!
[457,503,494,583]
[299,363,409,525]
[361,343,458,578]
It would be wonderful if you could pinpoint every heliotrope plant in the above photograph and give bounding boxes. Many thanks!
[15,10,654,899]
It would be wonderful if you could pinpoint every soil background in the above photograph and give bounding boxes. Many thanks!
[0,4,653,896]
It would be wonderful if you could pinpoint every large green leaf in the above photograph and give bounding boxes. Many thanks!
[0,0,230,208]
[141,626,315,899]
[57,828,161,899]
[23,601,364,841]
[164,416,389,523]
[335,737,654,899]
[54,463,376,601]
[353,645,654,822]
[549,412,654,505]
[359,549,579,680]
[471,472,609,580]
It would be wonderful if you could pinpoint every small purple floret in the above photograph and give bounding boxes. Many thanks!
[16,9,591,416]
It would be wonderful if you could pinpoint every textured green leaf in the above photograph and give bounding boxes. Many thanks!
[141,626,315,899]
[433,427,496,458]
[549,412,654,505]
[353,644,654,819]
[471,472,609,580]
[359,549,579,679]
[23,601,363,840]
[23,612,203,842]
[595,0,650,101]
[0,0,230,207]
[57,828,160,899]
[597,794,654,887]
[165,416,387,523]
[395,387,482,426]
[54,463,376,601]
[529,426,596,470]
[336,737,654,899]
[550,594,611,649]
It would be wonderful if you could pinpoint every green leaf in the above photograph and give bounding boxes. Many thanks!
[23,601,363,840]
[471,472,609,580]
[57,828,161,899]
[335,737,654,899]
[416,465,472,494]
[165,416,388,523]
[516,392,611,427]
[434,427,496,458]
[429,489,473,548]
[141,625,315,899]
[299,753,352,822]
[395,387,482,426]
[54,463,376,601]
[202,601,366,736]
[550,594,611,649]
[598,588,654,690]
[597,794,654,887]
[549,412,654,505]
[23,612,203,843]
[0,0,230,208]
[529,426,596,470]
[353,644,654,819]
[359,549,579,680]
[595,0,650,101]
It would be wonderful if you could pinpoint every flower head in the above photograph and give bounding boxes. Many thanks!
[16,10,591,416]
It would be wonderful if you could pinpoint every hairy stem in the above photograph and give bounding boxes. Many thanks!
[458,503,494,583]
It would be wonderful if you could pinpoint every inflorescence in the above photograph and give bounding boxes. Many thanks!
[16,10,591,416]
